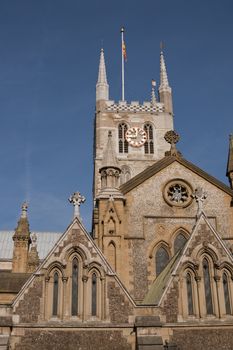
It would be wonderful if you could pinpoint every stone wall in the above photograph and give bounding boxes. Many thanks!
[171,328,233,350]
[12,329,133,350]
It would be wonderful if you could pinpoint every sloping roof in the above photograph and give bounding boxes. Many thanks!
[142,249,182,305]
[120,155,233,196]
[0,231,62,260]
[0,271,31,293]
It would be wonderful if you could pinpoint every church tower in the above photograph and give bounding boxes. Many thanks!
[94,48,174,198]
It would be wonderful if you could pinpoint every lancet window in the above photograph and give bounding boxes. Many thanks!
[186,273,194,315]
[71,258,79,316]
[223,272,231,315]
[52,272,59,316]
[144,123,154,154]
[120,165,131,184]
[118,123,128,153]
[203,258,214,315]
[155,246,169,276]
[91,273,97,316]
[174,232,188,254]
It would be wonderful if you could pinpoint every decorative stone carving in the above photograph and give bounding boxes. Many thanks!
[192,187,207,218]
[163,179,193,207]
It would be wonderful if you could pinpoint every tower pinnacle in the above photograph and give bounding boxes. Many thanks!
[159,48,173,114]
[96,48,109,101]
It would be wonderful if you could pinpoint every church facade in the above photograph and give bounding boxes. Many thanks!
[0,48,233,350]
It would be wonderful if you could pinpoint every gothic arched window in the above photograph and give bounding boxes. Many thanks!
[91,273,97,316]
[71,258,79,316]
[155,246,169,276]
[52,272,59,316]
[174,232,188,254]
[203,258,213,315]
[144,123,154,154]
[120,165,131,184]
[118,123,128,153]
[108,242,116,271]
[186,273,194,315]
[223,272,231,315]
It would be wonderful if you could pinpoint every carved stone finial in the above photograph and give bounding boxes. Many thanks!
[164,130,182,157]
[69,192,86,219]
[21,202,28,218]
[192,187,207,218]
[31,232,37,248]
[151,79,156,106]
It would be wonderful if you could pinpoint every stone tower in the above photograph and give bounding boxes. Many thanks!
[94,48,174,198]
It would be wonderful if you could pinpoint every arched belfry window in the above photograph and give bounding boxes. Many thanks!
[52,272,59,316]
[186,273,194,315]
[155,246,169,276]
[203,258,213,315]
[71,258,79,316]
[144,123,154,154]
[118,123,128,153]
[223,272,231,315]
[91,273,97,316]
[174,232,188,254]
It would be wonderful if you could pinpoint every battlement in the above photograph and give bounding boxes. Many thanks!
[105,100,165,114]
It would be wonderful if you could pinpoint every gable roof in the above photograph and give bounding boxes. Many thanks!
[142,212,233,306]
[0,271,31,293]
[12,217,137,308]
[120,155,233,196]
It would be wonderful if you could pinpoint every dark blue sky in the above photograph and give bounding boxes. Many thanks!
[0,0,232,232]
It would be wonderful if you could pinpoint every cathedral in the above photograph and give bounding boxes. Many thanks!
[0,47,233,350]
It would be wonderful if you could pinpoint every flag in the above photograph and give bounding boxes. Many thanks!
[122,41,127,62]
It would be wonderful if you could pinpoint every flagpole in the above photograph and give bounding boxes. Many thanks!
[121,27,125,101]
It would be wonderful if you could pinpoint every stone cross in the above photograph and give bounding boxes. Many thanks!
[164,130,181,157]
[192,187,207,218]
[69,192,86,219]
[21,202,28,218]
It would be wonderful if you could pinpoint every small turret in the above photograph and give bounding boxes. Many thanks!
[96,48,109,102]
[99,131,121,193]
[159,49,173,115]
[12,202,31,273]
[227,134,233,188]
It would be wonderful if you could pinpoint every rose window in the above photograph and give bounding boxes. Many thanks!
[164,180,193,208]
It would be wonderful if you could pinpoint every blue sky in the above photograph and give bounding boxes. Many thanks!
[0,0,232,232]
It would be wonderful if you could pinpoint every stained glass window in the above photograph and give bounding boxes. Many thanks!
[91,273,97,316]
[203,258,213,315]
[186,273,194,315]
[223,272,231,315]
[72,258,79,316]
[118,123,128,153]
[52,272,59,316]
[156,246,169,276]
[174,232,187,253]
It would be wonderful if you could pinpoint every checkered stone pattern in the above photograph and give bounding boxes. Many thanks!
[105,103,164,113]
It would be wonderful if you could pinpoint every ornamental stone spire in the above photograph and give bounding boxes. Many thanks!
[12,202,31,273]
[159,48,173,114]
[96,48,109,101]
[227,134,233,188]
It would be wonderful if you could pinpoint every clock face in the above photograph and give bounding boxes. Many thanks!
[125,127,147,147]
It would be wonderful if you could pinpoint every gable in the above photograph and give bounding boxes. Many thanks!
[120,156,233,197]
